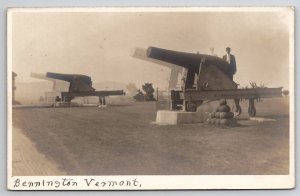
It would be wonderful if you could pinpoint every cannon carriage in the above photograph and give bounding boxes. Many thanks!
[145,46,283,117]
[45,72,125,104]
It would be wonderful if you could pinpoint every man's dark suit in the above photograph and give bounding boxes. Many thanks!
[222,54,236,80]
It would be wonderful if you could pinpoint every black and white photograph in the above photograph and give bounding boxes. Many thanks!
[7,7,294,190]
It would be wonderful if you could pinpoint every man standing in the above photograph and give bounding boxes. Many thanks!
[222,47,236,80]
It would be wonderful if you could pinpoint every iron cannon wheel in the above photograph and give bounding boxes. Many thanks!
[232,104,242,116]
[186,101,197,112]
[248,105,256,117]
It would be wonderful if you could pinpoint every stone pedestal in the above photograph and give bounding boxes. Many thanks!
[54,102,79,107]
[54,102,70,107]
[155,103,214,125]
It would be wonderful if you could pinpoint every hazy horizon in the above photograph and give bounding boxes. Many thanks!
[10,9,292,90]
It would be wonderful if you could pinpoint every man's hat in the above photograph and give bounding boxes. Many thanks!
[226,47,231,50]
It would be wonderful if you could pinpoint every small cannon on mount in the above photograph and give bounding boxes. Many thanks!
[143,46,283,117]
[46,72,125,104]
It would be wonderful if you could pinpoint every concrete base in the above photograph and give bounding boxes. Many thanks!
[54,102,70,107]
[54,102,79,107]
[156,103,214,125]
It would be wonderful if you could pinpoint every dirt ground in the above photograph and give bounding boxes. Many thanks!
[11,97,290,175]
[11,126,66,176]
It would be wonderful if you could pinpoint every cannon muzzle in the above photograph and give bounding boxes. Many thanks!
[46,72,92,84]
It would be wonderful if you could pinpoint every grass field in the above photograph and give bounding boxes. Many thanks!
[12,97,290,175]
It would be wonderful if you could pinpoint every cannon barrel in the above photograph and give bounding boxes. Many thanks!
[46,72,92,85]
[31,72,55,81]
[146,46,231,74]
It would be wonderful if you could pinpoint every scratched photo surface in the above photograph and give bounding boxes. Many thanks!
[8,8,294,190]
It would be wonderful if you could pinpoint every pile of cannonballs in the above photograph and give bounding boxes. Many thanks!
[207,99,237,126]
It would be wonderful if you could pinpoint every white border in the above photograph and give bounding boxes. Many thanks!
[7,7,295,190]
[6,7,295,13]
[7,6,12,185]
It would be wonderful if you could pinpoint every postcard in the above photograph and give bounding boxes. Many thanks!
[7,7,295,190]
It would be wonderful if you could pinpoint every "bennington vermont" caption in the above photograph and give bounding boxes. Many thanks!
[13,178,142,189]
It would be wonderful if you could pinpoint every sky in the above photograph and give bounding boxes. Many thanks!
[10,8,293,90]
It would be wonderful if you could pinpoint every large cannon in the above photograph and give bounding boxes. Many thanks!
[46,72,125,103]
[147,47,237,91]
[140,46,283,117]
[46,72,95,92]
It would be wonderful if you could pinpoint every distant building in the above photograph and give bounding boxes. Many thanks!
[12,72,20,105]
